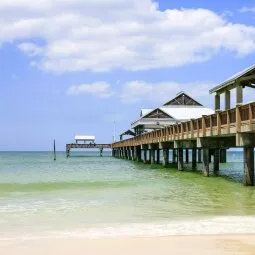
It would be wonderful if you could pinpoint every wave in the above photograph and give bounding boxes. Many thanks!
[2,216,255,240]
[0,180,137,193]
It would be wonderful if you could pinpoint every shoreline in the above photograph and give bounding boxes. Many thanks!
[1,235,255,255]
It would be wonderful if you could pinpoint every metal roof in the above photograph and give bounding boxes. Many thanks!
[131,106,214,128]
[75,135,95,140]
[210,63,255,94]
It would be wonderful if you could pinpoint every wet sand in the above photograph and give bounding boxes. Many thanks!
[1,235,255,255]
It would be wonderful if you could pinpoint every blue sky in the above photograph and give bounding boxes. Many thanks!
[0,0,255,151]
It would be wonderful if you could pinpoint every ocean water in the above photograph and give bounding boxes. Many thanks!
[0,151,255,240]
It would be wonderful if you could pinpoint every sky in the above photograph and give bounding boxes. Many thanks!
[0,0,255,151]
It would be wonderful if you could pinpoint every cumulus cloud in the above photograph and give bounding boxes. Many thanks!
[120,80,215,105]
[239,6,255,13]
[1,0,255,72]
[66,82,115,98]
[18,42,44,56]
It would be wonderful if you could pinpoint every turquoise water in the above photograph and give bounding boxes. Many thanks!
[1,151,255,240]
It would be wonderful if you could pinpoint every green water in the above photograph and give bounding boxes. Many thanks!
[0,151,255,239]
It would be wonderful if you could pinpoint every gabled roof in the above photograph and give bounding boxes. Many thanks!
[163,92,202,106]
[120,129,136,136]
[143,108,173,119]
[161,106,214,120]
[210,64,255,94]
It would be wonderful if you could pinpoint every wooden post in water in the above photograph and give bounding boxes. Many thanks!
[54,140,56,161]
[244,147,254,186]
[213,149,220,174]
[203,148,210,177]
[178,148,184,171]
[192,148,197,170]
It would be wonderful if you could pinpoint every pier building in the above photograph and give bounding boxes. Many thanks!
[112,65,255,186]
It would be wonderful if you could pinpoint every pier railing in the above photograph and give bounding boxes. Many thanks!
[112,102,255,148]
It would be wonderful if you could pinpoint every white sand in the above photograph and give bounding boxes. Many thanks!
[1,235,255,255]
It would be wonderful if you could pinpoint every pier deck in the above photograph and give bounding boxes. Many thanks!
[112,102,255,186]
[66,144,111,157]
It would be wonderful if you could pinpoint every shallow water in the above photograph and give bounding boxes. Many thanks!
[0,151,255,240]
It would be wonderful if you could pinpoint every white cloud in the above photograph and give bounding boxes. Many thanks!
[18,42,44,56]
[120,80,215,105]
[1,0,254,72]
[66,82,115,98]
[66,79,216,107]
[239,6,255,13]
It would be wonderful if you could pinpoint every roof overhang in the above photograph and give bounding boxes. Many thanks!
[210,64,255,94]
[120,129,135,136]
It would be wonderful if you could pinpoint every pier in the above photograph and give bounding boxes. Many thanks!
[66,136,110,157]
[111,65,255,186]
[66,144,111,157]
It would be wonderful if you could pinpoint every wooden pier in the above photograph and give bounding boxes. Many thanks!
[66,143,111,157]
[112,65,255,186]
[112,102,255,186]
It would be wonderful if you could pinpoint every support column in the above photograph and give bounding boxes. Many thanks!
[198,149,202,163]
[178,148,184,171]
[128,148,132,160]
[136,147,141,162]
[192,148,197,170]
[143,149,147,164]
[236,86,243,105]
[156,149,160,164]
[131,148,135,161]
[213,149,220,174]
[225,90,231,110]
[162,149,169,167]
[220,149,227,163]
[185,149,189,163]
[203,148,210,177]
[173,149,177,164]
[215,94,220,111]
[66,148,70,158]
[150,149,155,164]
[124,148,128,159]
[243,147,254,186]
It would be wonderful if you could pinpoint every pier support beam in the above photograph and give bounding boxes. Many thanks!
[156,149,160,164]
[198,149,202,163]
[185,149,189,163]
[203,148,210,177]
[128,148,132,160]
[178,148,184,171]
[150,149,155,164]
[192,148,197,170]
[162,149,169,167]
[66,148,70,158]
[243,147,254,186]
[143,149,147,164]
[213,149,220,174]
[173,149,177,164]
[136,146,141,162]
[220,149,227,163]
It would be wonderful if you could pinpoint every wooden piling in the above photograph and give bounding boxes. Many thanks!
[203,148,210,177]
[192,148,197,170]
[244,147,254,186]
[213,149,220,174]
[54,140,56,161]
[143,149,147,163]
[150,149,155,164]
[162,149,169,167]
[178,148,184,171]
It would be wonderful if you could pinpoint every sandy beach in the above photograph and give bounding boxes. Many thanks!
[1,235,255,255]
